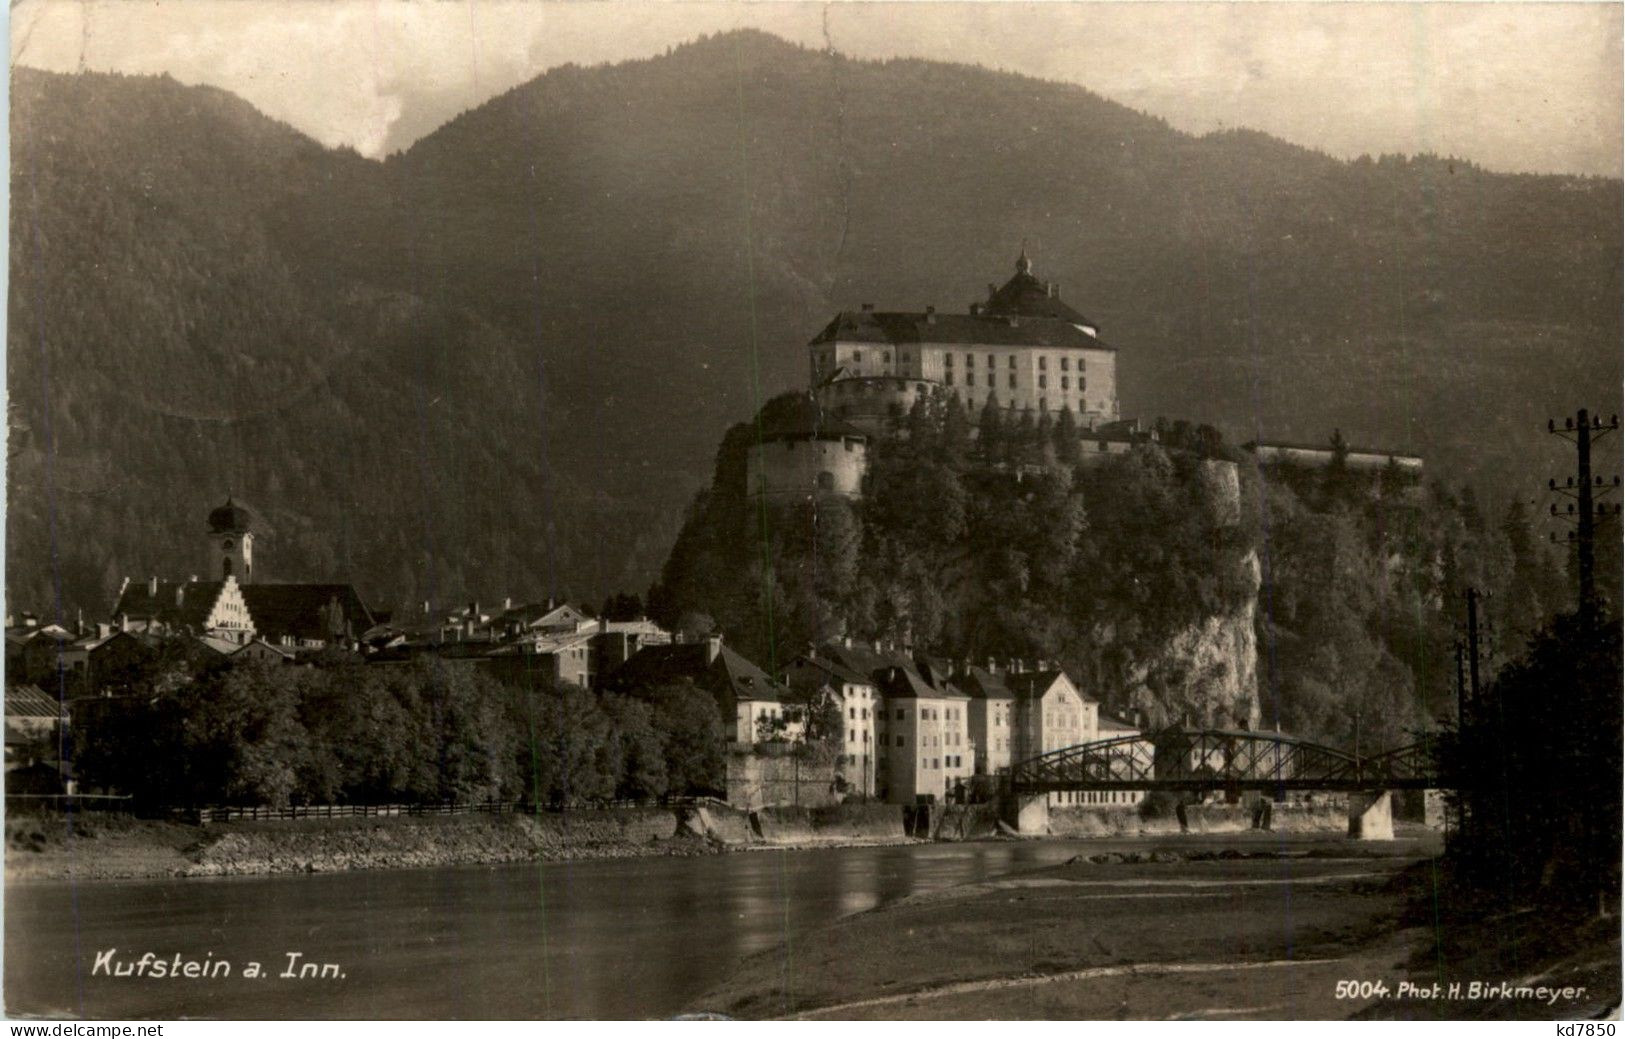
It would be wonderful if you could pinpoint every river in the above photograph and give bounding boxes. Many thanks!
[6,840,1132,1019]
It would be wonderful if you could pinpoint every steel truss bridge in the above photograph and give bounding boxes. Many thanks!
[1008,728,1439,795]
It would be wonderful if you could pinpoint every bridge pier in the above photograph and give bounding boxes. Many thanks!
[999,793,1050,835]
[1347,790,1394,840]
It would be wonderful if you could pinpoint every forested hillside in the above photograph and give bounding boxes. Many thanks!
[9,30,1620,620]
[651,395,1582,749]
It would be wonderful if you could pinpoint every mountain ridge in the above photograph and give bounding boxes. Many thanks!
[8,34,1621,620]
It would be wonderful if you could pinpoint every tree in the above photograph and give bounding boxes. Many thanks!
[601,694,669,800]
[978,394,1005,462]
[521,681,614,806]
[601,592,644,621]
[647,682,725,795]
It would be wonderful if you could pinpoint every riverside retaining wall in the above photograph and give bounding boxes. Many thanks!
[751,803,906,844]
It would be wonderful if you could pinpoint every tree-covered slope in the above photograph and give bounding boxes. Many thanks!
[8,31,1620,622]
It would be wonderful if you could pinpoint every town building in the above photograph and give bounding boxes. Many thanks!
[809,251,1121,434]
[872,662,974,804]
[607,635,794,743]
[782,649,880,798]
[958,665,1016,781]
[1007,669,1098,807]
[1090,712,1150,808]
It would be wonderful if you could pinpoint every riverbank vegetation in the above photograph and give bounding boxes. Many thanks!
[70,655,727,810]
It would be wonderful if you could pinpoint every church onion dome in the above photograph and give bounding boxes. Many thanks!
[983,250,1095,326]
[755,393,867,443]
[208,497,256,534]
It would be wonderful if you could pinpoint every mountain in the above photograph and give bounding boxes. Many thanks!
[9,31,1621,620]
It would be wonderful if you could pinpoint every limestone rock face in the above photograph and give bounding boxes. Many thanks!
[1123,549,1262,730]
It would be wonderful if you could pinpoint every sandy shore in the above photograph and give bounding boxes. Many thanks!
[685,836,1620,1021]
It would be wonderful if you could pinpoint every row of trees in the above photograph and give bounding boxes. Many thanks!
[72,653,726,809]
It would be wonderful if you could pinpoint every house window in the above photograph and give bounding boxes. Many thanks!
[945,353,953,367]
[896,709,904,720]
[1081,378,1087,391]
[1038,374,1047,389]
[1061,357,1070,371]
[1008,356,1016,368]
[853,351,862,363]
[987,354,994,367]
[1039,356,1047,370]
[1008,373,1016,388]
[986,373,994,387]
[883,352,891,363]
[1062,376,1070,390]
[967,354,975,367]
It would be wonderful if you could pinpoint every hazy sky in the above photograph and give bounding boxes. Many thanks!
[11,1,1623,175]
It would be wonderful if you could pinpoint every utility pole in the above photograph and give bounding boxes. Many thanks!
[1454,639,1467,726]
[1465,587,1482,705]
[1548,409,1621,627]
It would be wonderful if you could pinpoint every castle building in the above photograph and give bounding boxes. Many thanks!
[809,251,1120,433]
[744,393,868,505]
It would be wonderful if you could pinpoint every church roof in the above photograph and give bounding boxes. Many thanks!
[113,581,228,632]
[207,498,256,534]
[239,584,374,644]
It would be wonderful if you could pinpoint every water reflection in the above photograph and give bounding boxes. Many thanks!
[7,841,1093,1020]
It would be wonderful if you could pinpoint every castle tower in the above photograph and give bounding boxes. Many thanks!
[207,498,255,584]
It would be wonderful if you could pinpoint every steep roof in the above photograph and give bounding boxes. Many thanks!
[756,393,867,442]
[6,684,61,719]
[959,666,1014,700]
[791,651,874,687]
[113,581,226,631]
[608,641,786,703]
[810,310,1108,351]
[1007,669,1097,704]
[239,584,374,643]
[1098,713,1139,733]
[983,251,1094,325]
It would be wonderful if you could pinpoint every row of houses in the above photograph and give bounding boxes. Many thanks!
[596,631,1146,807]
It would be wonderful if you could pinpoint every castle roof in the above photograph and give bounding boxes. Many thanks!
[810,310,1108,351]
[755,393,866,442]
[810,253,1106,351]
[983,250,1094,325]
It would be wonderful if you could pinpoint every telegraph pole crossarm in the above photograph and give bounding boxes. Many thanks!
[1547,409,1622,627]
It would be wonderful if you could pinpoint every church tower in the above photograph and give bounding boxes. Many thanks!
[207,498,255,584]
